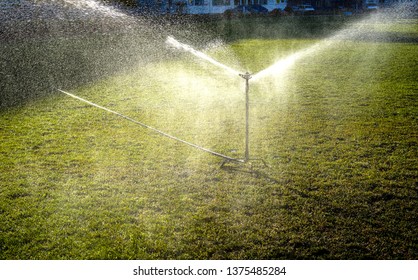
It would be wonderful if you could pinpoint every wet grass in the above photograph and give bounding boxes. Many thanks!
[1,18,417,259]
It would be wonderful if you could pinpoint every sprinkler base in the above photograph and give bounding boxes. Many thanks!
[220,158,268,169]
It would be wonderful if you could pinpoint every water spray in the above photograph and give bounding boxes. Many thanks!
[59,9,393,168]
[61,34,315,167]
[166,36,240,77]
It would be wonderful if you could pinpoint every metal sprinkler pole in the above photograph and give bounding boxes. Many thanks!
[234,72,268,168]
[239,72,252,162]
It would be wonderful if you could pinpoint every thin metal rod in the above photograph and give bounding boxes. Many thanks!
[57,89,244,163]
[245,76,250,162]
[239,72,252,162]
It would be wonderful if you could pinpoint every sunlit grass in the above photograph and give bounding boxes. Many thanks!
[1,18,417,260]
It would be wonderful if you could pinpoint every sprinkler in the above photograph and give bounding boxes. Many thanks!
[59,37,272,169]
[221,72,267,168]
[167,37,268,167]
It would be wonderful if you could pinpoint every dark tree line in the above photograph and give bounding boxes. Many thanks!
[101,0,138,8]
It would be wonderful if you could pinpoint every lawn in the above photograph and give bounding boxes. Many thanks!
[0,15,417,259]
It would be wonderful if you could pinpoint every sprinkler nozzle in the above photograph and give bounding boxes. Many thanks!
[239,72,252,80]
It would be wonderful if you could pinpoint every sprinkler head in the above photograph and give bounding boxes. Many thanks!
[239,72,252,80]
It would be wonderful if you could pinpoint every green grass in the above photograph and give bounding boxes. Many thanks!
[1,17,417,259]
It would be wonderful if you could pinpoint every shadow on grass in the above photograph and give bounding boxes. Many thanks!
[221,164,280,184]
[220,161,318,201]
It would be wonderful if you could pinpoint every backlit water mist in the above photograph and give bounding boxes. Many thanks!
[1,0,417,261]
[0,0,168,107]
[166,36,241,77]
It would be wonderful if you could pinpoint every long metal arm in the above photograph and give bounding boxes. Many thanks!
[58,89,244,163]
